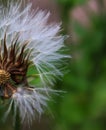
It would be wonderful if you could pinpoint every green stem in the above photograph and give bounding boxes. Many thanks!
[14,109,21,130]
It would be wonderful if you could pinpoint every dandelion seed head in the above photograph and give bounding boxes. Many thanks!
[0,0,70,125]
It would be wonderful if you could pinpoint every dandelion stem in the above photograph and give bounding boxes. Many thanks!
[14,109,21,130]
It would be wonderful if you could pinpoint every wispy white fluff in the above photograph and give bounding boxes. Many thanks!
[1,0,69,124]
[0,0,69,86]
[5,87,59,125]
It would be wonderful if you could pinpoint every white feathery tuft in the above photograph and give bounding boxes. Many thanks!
[0,0,70,124]
[0,0,69,86]
[5,87,58,124]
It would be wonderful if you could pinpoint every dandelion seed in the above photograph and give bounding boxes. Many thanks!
[0,0,69,125]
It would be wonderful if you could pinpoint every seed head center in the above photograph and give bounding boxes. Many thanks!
[0,70,10,84]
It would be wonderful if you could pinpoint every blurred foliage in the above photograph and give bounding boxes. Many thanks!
[52,0,106,130]
[57,0,87,7]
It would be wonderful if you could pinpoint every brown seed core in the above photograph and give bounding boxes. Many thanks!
[0,69,10,84]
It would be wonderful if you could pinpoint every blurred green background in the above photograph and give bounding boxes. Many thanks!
[0,0,106,130]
